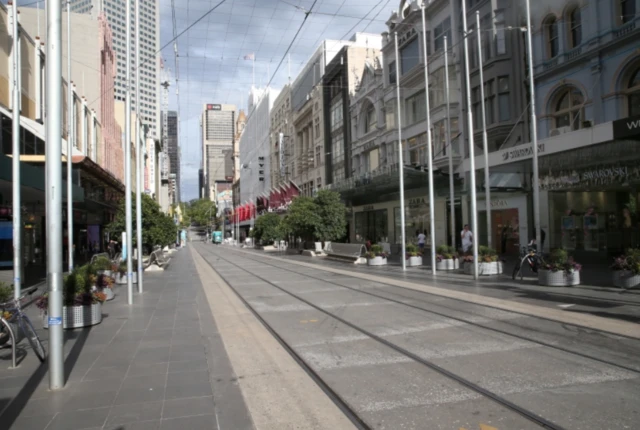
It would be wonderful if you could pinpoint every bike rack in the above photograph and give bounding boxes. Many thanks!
[0,317,17,369]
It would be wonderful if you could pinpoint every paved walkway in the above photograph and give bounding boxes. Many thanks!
[0,248,253,430]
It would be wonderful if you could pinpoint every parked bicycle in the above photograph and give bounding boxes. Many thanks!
[0,289,46,362]
[512,242,544,281]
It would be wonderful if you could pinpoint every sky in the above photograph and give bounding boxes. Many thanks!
[157,0,399,201]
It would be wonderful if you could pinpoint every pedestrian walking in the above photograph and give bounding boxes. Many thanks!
[461,224,473,254]
[417,230,426,253]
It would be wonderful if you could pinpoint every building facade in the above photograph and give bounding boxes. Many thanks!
[269,85,293,190]
[70,0,161,140]
[200,103,236,201]
[167,111,180,204]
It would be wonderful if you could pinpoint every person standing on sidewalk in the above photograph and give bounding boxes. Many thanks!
[461,224,473,254]
[417,230,426,253]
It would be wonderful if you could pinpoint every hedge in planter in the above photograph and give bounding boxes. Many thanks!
[463,246,502,275]
[611,248,640,289]
[538,249,582,287]
[367,245,388,266]
[436,245,459,270]
[36,271,106,329]
[93,256,114,277]
[116,260,139,284]
[406,244,423,267]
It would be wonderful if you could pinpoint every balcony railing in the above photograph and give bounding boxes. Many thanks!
[614,21,636,39]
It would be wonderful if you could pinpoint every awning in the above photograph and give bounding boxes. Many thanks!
[487,172,523,189]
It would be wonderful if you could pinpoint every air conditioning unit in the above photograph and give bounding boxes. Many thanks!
[549,126,572,137]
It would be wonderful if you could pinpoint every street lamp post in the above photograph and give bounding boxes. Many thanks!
[477,11,492,248]
[394,32,407,271]
[11,0,22,300]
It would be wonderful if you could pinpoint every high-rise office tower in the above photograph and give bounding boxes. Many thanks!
[201,104,236,201]
[167,111,180,204]
[69,0,161,140]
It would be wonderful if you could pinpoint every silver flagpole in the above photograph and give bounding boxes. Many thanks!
[421,4,436,274]
[476,11,492,248]
[66,0,74,272]
[444,36,456,251]
[525,0,541,249]
[125,0,133,304]
[11,0,22,300]
[394,32,407,271]
[461,0,479,279]
[135,0,143,293]
[46,0,65,389]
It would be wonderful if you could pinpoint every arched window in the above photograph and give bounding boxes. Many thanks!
[553,87,584,130]
[568,7,582,47]
[628,68,640,117]
[545,16,559,58]
[364,104,376,133]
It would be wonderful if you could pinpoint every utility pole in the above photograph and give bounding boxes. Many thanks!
[125,0,133,304]
[135,0,143,294]
[394,32,407,271]
[46,0,65,389]
[10,1,22,300]
[66,0,74,272]
[477,11,492,248]
[444,35,456,250]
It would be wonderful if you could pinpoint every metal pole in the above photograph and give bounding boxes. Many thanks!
[525,0,541,250]
[476,11,492,248]
[66,1,74,272]
[394,33,407,271]
[46,0,65,389]
[420,5,436,274]
[135,0,143,294]
[125,0,133,304]
[11,1,22,300]
[461,0,479,279]
[444,36,456,251]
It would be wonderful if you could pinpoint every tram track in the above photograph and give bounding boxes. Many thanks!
[195,245,570,430]
[219,247,640,375]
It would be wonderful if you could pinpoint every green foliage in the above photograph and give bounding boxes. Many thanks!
[548,248,568,265]
[185,198,216,227]
[478,246,498,263]
[279,190,347,242]
[92,257,112,271]
[436,245,457,259]
[253,213,283,244]
[313,190,347,242]
[406,243,421,257]
[107,193,176,250]
[0,282,13,304]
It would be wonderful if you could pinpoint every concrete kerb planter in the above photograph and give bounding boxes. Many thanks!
[463,261,503,276]
[115,272,138,285]
[612,270,640,289]
[367,256,388,266]
[407,256,423,267]
[43,302,103,329]
[436,259,460,271]
[538,270,581,287]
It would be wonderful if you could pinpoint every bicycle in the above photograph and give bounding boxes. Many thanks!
[0,289,46,362]
[512,244,544,281]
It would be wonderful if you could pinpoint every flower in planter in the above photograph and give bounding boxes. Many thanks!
[542,249,581,274]
[92,256,113,272]
[436,245,458,262]
[405,244,422,259]
[117,260,138,276]
[36,268,108,311]
[611,249,640,274]
[366,244,389,260]
[461,246,499,263]
[96,274,115,290]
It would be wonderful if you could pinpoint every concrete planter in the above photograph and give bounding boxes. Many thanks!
[407,256,423,267]
[102,287,115,301]
[612,270,640,289]
[97,270,113,277]
[115,272,138,285]
[538,269,580,287]
[464,261,503,276]
[43,302,103,329]
[367,256,387,266]
[436,259,459,271]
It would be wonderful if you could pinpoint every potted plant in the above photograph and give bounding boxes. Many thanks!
[463,246,503,275]
[96,274,116,301]
[436,245,459,270]
[37,270,106,329]
[538,249,582,286]
[115,260,138,285]
[366,244,389,266]
[0,282,24,345]
[93,256,113,277]
[611,249,640,289]
[405,244,423,267]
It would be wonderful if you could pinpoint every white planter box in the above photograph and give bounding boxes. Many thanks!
[115,272,138,285]
[97,270,113,277]
[538,269,580,286]
[367,256,388,266]
[103,288,115,301]
[436,259,460,271]
[43,302,103,329]
[612,270,640,289]
[464,261,503,276]
[407,256,423,267]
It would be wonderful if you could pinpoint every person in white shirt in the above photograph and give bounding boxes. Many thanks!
[461,224,473,253]
[417,230,426,252]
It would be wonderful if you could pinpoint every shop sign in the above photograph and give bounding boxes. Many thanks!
[407,197,428,210]
[540,164,638,190]
[613,114,640,140]
[362,205,375,211]
[501,143,545,162]
[491,200,509,208]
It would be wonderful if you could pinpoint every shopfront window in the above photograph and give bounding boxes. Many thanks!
[355,209,388,243]
[394,199,431,245]
[553,87,583,130]
[627,68,640,117]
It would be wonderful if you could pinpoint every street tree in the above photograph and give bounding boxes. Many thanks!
[252,213,282,244]
[280,196,321,242]
[186,199,216,227]
[313,190,347,242]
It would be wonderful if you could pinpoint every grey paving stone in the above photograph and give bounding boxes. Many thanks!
[159,414,217,429]
[114,374,166,406]
[105,401,163,427]
[46,407,110,430]
[161,395,215,419]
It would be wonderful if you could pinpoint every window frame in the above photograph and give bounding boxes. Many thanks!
[627,68,640,117]
[545,16,559,58]
[553,87,584,130]
[568,7,582,48]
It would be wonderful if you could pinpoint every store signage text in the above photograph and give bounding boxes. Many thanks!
[362,205,375,211]
[207,104,222,111]
[581,166,628,182]
[540,164,636,190]
[491,200,509,208]
[502,143,545,161]
[613,114,640,139]
[407,198,427,210]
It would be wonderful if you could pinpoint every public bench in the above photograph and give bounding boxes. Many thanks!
[149,249,171,270]
[325,243,367,264]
